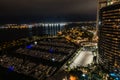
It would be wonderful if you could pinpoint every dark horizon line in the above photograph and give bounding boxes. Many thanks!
[0,15,96,24]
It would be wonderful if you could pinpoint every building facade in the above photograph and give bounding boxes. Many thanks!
[98,1,120,70]
[99,0,120,9]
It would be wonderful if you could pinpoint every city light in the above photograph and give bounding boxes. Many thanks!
[52,58,55,61]
[0,0,120,80]
[82,74,86,77]
[34,41,37,45]
[60,23,66,26]
[45,24,48,27]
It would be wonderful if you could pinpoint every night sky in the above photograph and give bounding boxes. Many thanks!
[0,0,97,23]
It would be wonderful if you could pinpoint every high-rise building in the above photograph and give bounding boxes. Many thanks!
[98,0,120,70]
[99,0,120,9]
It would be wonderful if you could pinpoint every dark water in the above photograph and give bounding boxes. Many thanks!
[0,28,33,42]
[0,25,64,43]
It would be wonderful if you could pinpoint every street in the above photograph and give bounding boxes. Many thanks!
[70,51,93,68]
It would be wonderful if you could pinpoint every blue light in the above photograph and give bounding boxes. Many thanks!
[110,73,117,77]
[7,66,14,73]
[26,44,33,49]
[49,48,54,53]
[110,73,120,80]
[115,77,119,80]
